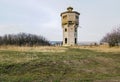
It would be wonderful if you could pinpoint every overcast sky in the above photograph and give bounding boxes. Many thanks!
[0,0,120,42]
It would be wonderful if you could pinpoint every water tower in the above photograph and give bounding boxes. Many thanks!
[60,7,80,46]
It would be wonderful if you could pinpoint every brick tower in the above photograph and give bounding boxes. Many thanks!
[61,7,80,46]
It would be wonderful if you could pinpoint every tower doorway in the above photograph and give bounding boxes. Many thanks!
[65,38,67,44]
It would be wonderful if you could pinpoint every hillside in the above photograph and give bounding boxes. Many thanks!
[0,46,120,82]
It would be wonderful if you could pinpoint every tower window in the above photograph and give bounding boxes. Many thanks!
[68,21,72,24]
[75,38,77,44]
[65,38,67,44]
[65,28,67,32]
[68,21,73,25]
[63,15,67,19]
[76,16,79,19]
[75,28,77,32]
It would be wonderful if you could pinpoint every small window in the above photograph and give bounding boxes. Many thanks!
[76,16,79,19]
[63,15,67,19]
[65,38,67,44]
[65,28,67,32]
[68,21,72,23]
[75,38,77,44]
[75,28,77,32]
[68,21,72,25]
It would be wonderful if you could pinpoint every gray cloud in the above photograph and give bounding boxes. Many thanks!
[0,0,120,42]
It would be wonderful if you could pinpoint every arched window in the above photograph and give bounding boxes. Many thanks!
[63,15,67,19]
[75,38,77,44]
[65,38,67,44]
[65,28,67,32]
[75,28,77,32]
[76,16,79,19]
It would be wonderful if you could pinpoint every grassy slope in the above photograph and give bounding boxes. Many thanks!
[0,47,120,82]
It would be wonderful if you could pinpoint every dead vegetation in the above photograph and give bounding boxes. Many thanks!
[0,46,67,52]
[73,46,120,53]
[0,46,120,81]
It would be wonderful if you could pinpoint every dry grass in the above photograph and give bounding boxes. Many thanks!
[0,46,120,81]
[0,45,120,53]
[0,46,67,52]
[73,46,120,53]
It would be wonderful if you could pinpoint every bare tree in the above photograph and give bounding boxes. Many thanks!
[0,33,50,46]
[101,27,120,47]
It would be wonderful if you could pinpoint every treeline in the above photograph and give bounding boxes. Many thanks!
[101,27,120,47]
[0,33,50,46]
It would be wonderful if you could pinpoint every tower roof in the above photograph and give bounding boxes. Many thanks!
[67,7,73,11]
[60,7,80,16]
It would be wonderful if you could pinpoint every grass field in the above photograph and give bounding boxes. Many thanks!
[0,46,120,82]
